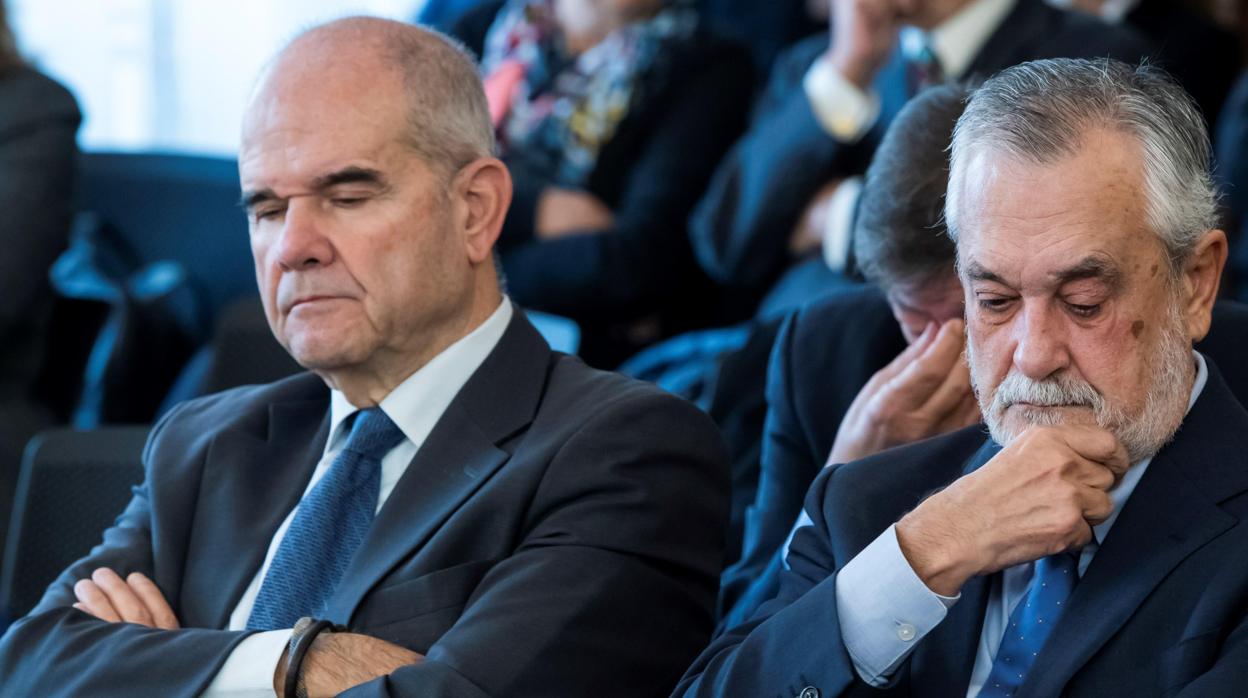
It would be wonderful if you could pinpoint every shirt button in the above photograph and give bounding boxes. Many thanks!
[897,623,917,641]
[798,687,820,698]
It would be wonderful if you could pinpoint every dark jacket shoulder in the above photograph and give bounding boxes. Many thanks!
[0,65,81,133]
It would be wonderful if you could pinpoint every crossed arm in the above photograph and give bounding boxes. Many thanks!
[71,568,421,697]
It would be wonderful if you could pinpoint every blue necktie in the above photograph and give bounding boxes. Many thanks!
[246,408,405,630]
[978,552,1080,698]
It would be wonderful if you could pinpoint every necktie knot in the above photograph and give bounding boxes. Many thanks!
[344,408,405,461]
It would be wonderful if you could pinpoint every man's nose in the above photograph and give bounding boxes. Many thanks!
[274,198,334,271]
[1011,301,1071,381]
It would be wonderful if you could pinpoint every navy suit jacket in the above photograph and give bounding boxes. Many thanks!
[680,359,1248,697]
[689,0,1153,293]
[0,311,731,697]
[719,289,1248,631]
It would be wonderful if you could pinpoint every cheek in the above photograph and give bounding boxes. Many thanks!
[966,319,1014,383]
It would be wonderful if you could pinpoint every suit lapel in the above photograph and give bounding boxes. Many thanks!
[328,309,553,622]
[1020,364,1248,696]
[179,377,330,629]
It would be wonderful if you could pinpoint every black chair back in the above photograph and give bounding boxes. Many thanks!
[0,426,148,621]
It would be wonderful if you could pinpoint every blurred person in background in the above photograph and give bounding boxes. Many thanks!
[0,0,81,548]
[450,0,754,366]
[690,0,1153,316]
[1051,0,1240,130]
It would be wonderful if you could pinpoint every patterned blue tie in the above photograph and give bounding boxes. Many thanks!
[246,408,405,630]
[978,552,1081,697]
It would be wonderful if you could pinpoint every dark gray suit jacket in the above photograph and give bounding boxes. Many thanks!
[0,311,731,697]
[680,361,1248,697]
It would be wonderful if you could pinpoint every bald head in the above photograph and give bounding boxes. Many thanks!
[246,17,493,178]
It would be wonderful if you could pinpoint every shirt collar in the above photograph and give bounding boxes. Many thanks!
[901,0,1017,79]
[325,297,514,453]
[1047,0,1139,23]
[1091,350,1208,544]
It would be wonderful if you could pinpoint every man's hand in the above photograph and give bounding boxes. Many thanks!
[789,179,844,255]
[536,187,614,240]
[274,632,424,697]
[72,568,180,629]
[895,424,1129,596]
[827,0,915,90]
[827,319,979,465]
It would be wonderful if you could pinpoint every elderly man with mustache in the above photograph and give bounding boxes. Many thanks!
[678,57,1248,697]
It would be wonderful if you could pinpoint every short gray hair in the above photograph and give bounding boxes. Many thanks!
[286,18,495,178]
[946,58,1218,271]
[387,26,495,177]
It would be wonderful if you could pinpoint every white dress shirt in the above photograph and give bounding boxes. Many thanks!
[202,297,513,696]
[802,0,1017,271]
[833,352,1208,693]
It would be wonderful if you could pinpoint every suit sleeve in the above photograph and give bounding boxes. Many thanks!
[340,389,731,698]
[0,404,253,698]
[500,41,755,319]
[718,309,822,628]
[676,464,866,697]
[688,35,879,290]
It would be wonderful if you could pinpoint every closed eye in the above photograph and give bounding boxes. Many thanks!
[1065,301,1101,318]
[976,296,1015,313]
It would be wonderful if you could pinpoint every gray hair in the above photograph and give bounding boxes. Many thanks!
[946,58,1219,272]
[284,17,495,179]
[388,26,495,177]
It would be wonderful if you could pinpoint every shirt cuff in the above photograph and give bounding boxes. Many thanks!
[803,55,881,143]
[201,629,292,697]
[836,524,958,686]
[822,176,863,273]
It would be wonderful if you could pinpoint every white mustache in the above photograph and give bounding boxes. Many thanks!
[991,371,1104,411]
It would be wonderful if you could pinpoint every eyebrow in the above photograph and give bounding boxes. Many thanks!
[1050,256,1123,290]
[962,261,1007,285]
[961,256,1124,290]
[239,166,388,210]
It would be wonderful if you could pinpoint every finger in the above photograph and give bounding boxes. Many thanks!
[917,351,974,422]
[876,322,938,383]
[91,568,154,627]
[883,324,962,403]
[73,579,121,623]
[127,572,179,630]
[1079,486,1115,526]
[918,319,965,370]
[937,386,982,432]
[1055,425,1130,476]
[1072,457,1117,491]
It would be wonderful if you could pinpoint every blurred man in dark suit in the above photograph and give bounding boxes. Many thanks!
[690,0,1154,312]
[0,17,728,697]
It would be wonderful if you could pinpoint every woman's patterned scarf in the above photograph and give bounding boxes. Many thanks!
[481,0,696,187]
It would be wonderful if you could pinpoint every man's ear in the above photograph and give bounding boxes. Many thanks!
[1180,228,1227,342]
[452,157,512,265]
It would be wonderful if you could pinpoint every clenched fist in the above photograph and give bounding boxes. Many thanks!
[895,423,1129,596]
